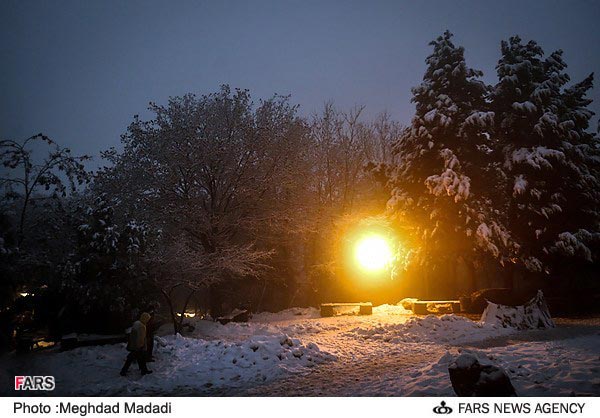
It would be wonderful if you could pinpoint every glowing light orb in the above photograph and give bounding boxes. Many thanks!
[354,235,393,272]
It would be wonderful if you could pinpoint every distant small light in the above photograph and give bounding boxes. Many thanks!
[177,312,196,318]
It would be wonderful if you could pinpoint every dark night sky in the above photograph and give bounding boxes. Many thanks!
[2,0,599,165]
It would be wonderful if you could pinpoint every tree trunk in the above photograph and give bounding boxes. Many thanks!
[177,289,196,330]
[160,288,181,335]
[256,280,268,313]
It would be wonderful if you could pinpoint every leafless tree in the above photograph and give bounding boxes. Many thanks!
[0,133,89,246]
[95,86,313,315]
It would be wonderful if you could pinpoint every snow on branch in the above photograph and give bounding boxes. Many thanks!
[523,256,544,273]
[533,112,559,137]
[512,101,537,113]
[513,174,528,196]
[507,146,565,170]
[423,109,453,128]
[464,111,495,128]
[476,223,499,257]
[425,149,470,202]
[551,230,600,262]
[474,220,514,259]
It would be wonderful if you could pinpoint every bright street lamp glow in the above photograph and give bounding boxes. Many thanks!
[354,235,393,272]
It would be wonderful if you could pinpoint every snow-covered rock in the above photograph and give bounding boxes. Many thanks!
[404,334,600,396]
[448,352,516,396]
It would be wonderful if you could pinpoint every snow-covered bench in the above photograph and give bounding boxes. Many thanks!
[320,302,372,317]
[411,300,461,315]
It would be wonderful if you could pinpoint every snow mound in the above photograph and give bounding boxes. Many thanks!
[251,307,321,322]
[348,314,514,345]
[373,303,413,315]
[404,349,500,396]
[187,319,280,340]
[155,333,334,382]
[404,351,456,396]
[280,321,342,336]
[481,290,555,330]
[45,333,334,395]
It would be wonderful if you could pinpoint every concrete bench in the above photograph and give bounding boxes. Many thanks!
[320,302,373,317]
[411,300,461,315]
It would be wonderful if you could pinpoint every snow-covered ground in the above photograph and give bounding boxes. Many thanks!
[10,332,333,396]
[2,304,599,396]
[403,335,600,396]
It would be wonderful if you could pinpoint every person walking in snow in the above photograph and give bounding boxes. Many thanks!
[120,312,153,376]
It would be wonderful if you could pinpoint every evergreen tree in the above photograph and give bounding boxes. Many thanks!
[492,36,600,278]
[387,32,514,296]
[58,194,154,330]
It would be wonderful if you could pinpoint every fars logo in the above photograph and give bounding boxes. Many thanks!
[15,376,55,391]
[433,401,453,414]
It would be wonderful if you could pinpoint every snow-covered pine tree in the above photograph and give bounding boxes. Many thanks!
[492,36,600,282]
[387,31,514,297]
[551,74,600,268]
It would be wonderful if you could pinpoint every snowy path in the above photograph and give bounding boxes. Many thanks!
[207,308,446,396]
[236,343,444,396]
[215,315,600,396]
